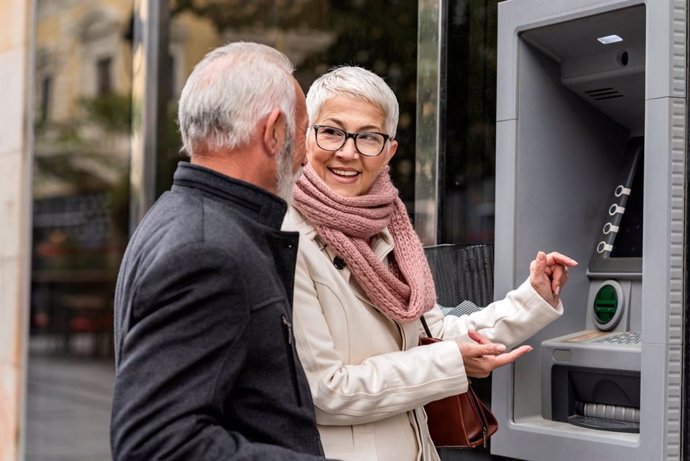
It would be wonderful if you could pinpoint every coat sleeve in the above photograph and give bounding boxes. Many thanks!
[111,242,326,461]
[292,247,469,426]
[426,279,564,347]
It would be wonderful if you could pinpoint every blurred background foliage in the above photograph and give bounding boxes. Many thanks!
[169,0,419,203]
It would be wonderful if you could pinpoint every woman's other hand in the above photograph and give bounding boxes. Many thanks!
[529,251,578,308]
[457,330,533,378]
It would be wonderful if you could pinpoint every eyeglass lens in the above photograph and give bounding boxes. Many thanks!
[316,126,386,156]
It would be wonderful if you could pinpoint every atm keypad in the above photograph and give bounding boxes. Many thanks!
[593,331,641,344]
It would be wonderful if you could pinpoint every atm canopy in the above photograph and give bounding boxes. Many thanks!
[519,5,646,131]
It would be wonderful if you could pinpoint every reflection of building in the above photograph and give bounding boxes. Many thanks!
[34,0,133,199]
[30,2,134,374]
[31,0,348,351]
[221,27,335,66]
[3,0,429,459]
[0,2,379,458]
[2,2,139,458]
[35,1,132,123]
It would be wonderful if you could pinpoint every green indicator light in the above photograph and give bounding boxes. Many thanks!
[594,285,618,324]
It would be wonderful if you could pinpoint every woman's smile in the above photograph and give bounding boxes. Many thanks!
[328,166,360,182]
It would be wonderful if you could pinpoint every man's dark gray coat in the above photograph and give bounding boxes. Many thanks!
[111,162,325,460]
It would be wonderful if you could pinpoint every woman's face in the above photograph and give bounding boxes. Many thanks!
[307,95,397,197]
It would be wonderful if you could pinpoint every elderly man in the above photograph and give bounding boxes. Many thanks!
[111,42,326,460]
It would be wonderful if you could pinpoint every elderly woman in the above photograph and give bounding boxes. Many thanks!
[284,66,576,461]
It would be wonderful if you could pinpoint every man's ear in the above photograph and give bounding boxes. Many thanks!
[263,108,286,158]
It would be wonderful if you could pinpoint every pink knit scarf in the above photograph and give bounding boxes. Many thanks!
[293,164,436,323]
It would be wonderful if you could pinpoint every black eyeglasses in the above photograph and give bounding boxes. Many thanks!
[312,125,391,157]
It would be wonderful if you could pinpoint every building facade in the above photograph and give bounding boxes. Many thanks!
[0,1,31,460]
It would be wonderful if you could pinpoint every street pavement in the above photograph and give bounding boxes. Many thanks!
[25,348,114,461]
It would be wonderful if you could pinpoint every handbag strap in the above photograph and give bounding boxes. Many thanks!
[420,315,433,338]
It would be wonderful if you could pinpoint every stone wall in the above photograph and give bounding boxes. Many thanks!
[0,1,31,460]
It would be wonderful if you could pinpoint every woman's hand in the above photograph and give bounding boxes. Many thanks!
[529,251,578,308]
[457,331,533,378]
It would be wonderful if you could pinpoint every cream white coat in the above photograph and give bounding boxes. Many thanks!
[284,207,563,461]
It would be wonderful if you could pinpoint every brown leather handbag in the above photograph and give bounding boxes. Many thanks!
[419,316,498,448]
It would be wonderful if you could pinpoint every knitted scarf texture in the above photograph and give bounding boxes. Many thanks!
[293,164,436,323]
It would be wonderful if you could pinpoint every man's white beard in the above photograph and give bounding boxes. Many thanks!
[275,134,302,205]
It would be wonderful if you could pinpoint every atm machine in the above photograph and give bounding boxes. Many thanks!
[492,0,686,459]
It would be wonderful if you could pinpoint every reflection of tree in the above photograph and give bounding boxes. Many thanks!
[35,152,117,193]
[35,93,130,184]
[31,89,130,348]
[172,0,320,28]
[296,2,418,205]
[79,93,132,133]
[170,0,418,204]
[34,91,132,247]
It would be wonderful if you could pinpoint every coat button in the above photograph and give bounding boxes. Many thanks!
[333,256,346,270]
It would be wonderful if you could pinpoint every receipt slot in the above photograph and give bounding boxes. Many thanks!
[491,1,686,460]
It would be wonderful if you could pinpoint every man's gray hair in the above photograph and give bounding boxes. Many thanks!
[305,66,399,139]
[179,42,296,156]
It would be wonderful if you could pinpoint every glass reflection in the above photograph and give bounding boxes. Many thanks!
[443,0,498,244]
[158,0,418,209]
[27,1,418,459]
[415,0,443,245]
[27,1,133,459]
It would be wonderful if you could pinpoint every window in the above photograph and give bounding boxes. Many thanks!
[39,76,52,123]
[96,56,112,95]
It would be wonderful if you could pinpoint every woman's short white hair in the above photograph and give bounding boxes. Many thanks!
[178,42,296,156]
[306,66,399,139]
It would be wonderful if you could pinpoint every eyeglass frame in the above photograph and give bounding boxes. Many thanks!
[312,124,392,157]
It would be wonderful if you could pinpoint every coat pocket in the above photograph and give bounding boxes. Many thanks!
[281,314,303,406]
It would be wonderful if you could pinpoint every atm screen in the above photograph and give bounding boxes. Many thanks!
[588,138,643,274]
[609,153,643,258]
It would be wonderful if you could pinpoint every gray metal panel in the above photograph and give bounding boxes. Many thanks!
[492,0,686,459]
[646,0,686,99]
[511,33,630,421]
[642,98,676,345]
[494,120,518,295]
[641,95,686,459]
[129,0,169,232]
[497,0,646,122]
[639,342,672,459]
[494,423,645,461]
[496,1,518,122]
[521,5,646,132]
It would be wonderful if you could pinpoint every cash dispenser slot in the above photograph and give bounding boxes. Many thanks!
[551,366,640,433]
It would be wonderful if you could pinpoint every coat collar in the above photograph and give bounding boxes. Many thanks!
[285,206,395,283]
[172,161,288,230]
